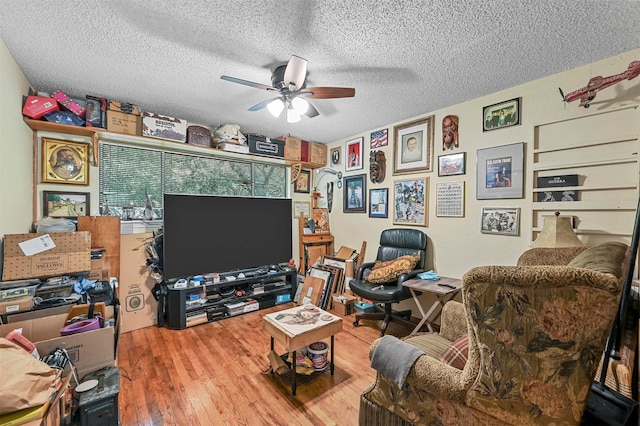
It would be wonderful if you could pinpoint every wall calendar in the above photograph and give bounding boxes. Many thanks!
[436,181,465,217]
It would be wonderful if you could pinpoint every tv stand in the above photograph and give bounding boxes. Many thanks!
[164,266,298,329]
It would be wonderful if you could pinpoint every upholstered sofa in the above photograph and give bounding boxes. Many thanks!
[360,242,630,425]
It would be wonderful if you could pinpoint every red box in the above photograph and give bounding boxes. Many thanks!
[51,89,86,118]
[22,95,59,119]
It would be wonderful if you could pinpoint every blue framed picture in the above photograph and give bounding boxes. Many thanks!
[369,188,389,218]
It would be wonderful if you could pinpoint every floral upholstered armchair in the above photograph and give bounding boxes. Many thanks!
[360,242,629,426]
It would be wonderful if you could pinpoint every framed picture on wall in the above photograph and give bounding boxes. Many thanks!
[345,137,364,171]
[294,169,311,193]
[293,201,311,218]
[43,190,90,218]
[343,174,366,213]
[393,177,428,226]
[393,116,434,175]
[41,138,89,185]
[483,97,521,131]
[476,142,525,200]
[438,152,466,176]
[370,128,388,148]
[481,207,520,236]
[369,188,389,218]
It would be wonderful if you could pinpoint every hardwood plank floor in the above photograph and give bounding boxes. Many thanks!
[117,305,414,425]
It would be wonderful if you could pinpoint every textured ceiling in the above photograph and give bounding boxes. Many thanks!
[1,1,639,144]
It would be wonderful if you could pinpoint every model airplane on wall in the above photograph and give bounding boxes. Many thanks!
[559,60,640,108]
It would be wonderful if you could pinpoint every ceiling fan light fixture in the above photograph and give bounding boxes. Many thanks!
[267,98,285,117]
[291,97,309,115]
[286,107,301,123]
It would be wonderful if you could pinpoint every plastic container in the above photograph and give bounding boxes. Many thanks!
[307,341,329,371]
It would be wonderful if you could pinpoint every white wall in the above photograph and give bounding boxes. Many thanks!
[322,48,640,286]
[0,38,35,276]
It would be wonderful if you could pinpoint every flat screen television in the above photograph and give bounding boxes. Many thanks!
[163,194,293,280]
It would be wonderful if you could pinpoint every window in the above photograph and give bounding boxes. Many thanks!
[99,143,287,219]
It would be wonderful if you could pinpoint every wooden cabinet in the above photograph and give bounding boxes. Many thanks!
[298,212,334,273]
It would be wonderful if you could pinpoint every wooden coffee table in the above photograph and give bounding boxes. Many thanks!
[262,304,342,396]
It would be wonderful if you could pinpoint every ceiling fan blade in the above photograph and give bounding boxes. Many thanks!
[304,102,319,118]
[301,86,355,99]
[283,55,308,91]
[220,75,276,92]
[248,97,281,112]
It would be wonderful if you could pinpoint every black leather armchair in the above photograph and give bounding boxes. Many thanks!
[349,228,427,336]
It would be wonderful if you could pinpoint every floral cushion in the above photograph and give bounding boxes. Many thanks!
[439,335,469,370]
[367,253,420,283]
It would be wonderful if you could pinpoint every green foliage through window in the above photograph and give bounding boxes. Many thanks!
[99,143,287,219]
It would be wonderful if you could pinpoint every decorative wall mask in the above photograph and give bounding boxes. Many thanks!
[370,150,386,183]
[442,115,459,150]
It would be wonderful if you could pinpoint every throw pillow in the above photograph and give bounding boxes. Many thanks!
[367,253,420,284]
[439,335,469,370]
[566,241,629,278]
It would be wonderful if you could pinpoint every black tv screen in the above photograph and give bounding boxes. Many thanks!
[163,194,293,280]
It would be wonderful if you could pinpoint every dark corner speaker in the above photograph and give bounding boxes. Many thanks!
[125,294,144,312]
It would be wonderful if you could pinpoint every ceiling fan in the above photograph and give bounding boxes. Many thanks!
[220,55,355,123]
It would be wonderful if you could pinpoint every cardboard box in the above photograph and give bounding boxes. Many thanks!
[2,232,91,281]
[120,233,157,333]
[309,142,328,166]
[282,136,302,161]
[90,258,104,270]
[332,294,356,316]
[86,266,110,282]
[0,296,33,314]
[0,306,119,378]
[247,135,285,158]
[108,100,141,115]
[142,112,187,142]
[106,110,141,135]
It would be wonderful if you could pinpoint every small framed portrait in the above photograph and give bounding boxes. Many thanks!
[43,190,90,218]
[438,152,466,176]
[343,174,366,213]
[42,138,89,185]
[393,116,434,175]
[369,188,389,218]
[345,137,364,172]
[483,97,521,132]
[330,147,341,166]
[294,169,311,193]
[370,129,388,148]
[481,207,520,236]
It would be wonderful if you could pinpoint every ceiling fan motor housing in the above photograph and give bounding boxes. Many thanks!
[271,65,306,91]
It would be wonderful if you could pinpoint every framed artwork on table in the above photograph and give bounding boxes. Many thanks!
[293,201,311,218]
[43,190,90,218]
[393,177,428,226]
[476,142,524,200]
[393,116,434,175]
[369,188,389,218]
[370,128,388,148]
[312,208,330,233]
[436,181,465,217]
[438,152,466,176]
[481,207,520,236]
[343,174,366,213]
[345,137,364,171]
[294,169,311,193]
[330,147,341,166]
[483,97,521,131]
[41,138,89,185]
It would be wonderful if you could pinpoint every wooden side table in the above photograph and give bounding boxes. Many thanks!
[262,305,342,396]
[402,277,462,334]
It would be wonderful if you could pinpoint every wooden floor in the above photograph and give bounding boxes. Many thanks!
[117,305,414,425]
